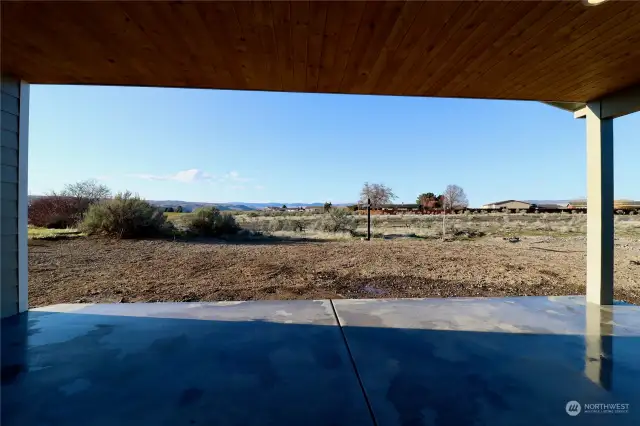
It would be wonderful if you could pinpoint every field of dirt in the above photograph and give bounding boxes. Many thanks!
[28,235,640,307]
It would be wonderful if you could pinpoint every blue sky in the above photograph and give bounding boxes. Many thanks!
[29,85,639,207]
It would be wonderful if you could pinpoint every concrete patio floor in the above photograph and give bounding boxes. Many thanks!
[2,296,639,426]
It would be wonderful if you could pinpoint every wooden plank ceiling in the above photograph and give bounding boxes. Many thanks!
[2,1,640,103]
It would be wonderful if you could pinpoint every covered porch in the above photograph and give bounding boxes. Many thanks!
[3,296,640,425]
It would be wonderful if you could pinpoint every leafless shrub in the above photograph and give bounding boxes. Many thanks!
[28,196,81,228]
[359,182,397,208]
[29,179,112,228]
[60,179,111,204]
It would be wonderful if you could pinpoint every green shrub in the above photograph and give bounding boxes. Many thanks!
[291,219,306,232]
[80,191,167,238]
[315,209,356,234]
[187,207,240,236]
[266,218,306,232]
[267,219,285,232]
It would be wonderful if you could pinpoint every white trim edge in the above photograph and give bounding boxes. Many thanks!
[18,81,29,313]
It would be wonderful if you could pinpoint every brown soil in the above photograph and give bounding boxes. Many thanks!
[28,236,640,307]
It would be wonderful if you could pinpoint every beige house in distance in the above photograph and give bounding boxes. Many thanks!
[482,200,533,210]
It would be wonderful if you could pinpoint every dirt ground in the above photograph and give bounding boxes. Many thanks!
[28,235,640,307]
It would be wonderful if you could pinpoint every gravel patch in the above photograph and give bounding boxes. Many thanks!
[28,236,640,307]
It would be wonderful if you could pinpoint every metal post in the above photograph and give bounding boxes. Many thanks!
[367,198,371,241]
[586,101,614,305]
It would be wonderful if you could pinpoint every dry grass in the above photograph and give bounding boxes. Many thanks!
[234,212,640,239]
[27,226,84,240]
[164,212,192,220]
[26,213,640,308]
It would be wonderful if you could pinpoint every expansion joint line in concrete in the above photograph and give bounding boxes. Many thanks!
[329,299,378,426]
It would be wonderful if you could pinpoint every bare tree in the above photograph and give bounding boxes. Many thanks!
[53,179,111,216]
[35,179,111,226]
[442,184,468,211]
[441,184,468,239]
[359,182,397,208]
[60,179,111,203]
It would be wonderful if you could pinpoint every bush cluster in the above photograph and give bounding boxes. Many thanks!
[252,210,357,235]
[28,179,111,229]
[314,209,357,234]
[267,218,306,232]
[186,207,240,236]
[80,192,167,238]
[28,196,84,228]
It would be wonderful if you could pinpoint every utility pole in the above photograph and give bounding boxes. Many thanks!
[367,198,371,241]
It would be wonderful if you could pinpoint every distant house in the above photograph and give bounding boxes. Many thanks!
[379,204,421,211]
[481,200,533,210]
[263,206,306,213]
[567,200,587,209]
[537,203,567,210]
[304,206,324,213]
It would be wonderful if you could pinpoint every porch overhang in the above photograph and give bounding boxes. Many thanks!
[2,1,640,104]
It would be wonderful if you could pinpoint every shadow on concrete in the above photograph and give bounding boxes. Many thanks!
[1,308,371,426]
[2,305,639,426]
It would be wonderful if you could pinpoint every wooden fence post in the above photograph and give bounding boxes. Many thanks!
[367,198,371,241]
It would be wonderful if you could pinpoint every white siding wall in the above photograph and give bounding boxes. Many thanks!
[1,76,21,317]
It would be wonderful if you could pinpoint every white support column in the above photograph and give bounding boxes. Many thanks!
[584,303,613,389]
[1,76,28,317]
[585,101,614,305]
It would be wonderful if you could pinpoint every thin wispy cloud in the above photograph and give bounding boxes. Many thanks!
[131,169,214,183]
[131,169,251,185]
[222,171,251,183]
